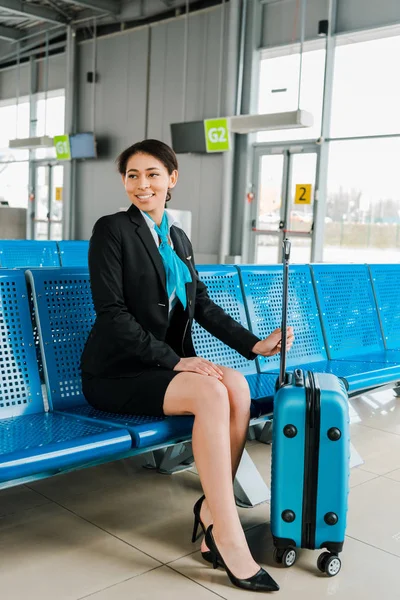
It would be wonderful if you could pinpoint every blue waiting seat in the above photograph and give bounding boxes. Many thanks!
[0,240,60,268]
[311,264,400,365]
[0,269,132,488]
[194,266,277,416]
[238,264,400,393]
[27,267,276,447]
[57,240,89,267]
[368,264,400,352]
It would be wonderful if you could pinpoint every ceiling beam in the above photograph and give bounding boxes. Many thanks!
[0,23,22,40]
[0,0,68,25]
[66,0,121,15]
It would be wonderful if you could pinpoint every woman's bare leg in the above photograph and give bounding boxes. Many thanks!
[200,367,251,552]
[164,372,260,579]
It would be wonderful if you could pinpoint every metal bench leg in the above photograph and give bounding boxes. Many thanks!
[141,443,194,474]
[253,421,273,444]
[233,449,271,508]
[350,442,364,468]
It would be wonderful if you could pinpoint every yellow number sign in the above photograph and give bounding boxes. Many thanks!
[55,187,63,201]
[295,184,312,205]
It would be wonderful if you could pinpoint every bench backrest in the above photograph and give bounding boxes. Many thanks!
[0,270,43,418]
[29,266,257,412]
[368,264,400,350]
[311,264,384,359]
[0,241,60,268]
[238,265,327,372]
[27,268,94,410]
[57,241,89,267]
[194,266,258,375]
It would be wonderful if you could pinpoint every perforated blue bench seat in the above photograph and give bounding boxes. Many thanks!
[0,413,132,485]
[239,264,400,393]
[311,264,400,372]
[0,240,60,268]
[0,269,133,487]
[368,264,400,351]
[57,240,89,267]
[54,406,195,449]
[27,266,275,448]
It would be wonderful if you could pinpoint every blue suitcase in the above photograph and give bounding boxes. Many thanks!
[270,240,350,577]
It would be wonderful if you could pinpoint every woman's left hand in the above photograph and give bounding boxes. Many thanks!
[252,327,294,357]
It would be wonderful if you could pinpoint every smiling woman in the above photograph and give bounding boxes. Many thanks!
[116,139,179,224]
[80,138,293,592]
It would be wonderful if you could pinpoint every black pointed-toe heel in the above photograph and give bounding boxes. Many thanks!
[205,525,280,592]
[192,496,218,566]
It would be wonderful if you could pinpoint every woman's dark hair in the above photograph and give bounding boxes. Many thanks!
[116,139,178,202]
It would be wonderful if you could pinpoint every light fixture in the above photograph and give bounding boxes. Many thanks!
[8,136,54,149]
[229,110,313,133]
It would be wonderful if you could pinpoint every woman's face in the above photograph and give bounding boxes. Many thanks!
[122,152,178,215]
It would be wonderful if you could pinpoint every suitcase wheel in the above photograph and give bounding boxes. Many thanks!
[281,547,297,568]
[317,552,341,577]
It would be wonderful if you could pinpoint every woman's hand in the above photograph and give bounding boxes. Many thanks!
[173,357,224,379]
[252,327,295,357]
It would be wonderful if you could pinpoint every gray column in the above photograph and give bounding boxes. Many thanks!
[27,56,38,240]
[311,0,337,262]
[62,26,77,241]
[230,0,262,262]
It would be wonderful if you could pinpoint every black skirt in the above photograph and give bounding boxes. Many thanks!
[82,368,181,418]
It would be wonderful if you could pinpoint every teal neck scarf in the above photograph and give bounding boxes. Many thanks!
[145,211,192,309]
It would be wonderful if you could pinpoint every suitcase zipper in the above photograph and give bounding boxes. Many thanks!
[301,371,321,549]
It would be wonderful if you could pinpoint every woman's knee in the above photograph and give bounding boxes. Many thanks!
[163,372,230,417]
[220,368,251,413]
[195,377,230,418]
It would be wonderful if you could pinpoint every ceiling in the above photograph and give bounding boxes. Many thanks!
[0,0,207,63]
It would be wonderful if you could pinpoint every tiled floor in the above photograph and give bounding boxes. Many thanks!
[1,389,400,600]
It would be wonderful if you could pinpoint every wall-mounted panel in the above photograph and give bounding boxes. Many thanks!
[261,0,329,48]
[336,0,400,34]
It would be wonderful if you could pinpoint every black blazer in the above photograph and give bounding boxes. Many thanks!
[80,204,260,378]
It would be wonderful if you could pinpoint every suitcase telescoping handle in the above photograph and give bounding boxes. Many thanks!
[278,238,291,388]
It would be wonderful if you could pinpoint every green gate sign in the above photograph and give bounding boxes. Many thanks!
[204,118,230,153]
[54,135,71,160]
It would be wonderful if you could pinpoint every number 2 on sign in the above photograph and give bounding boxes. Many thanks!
[295,184,312,205]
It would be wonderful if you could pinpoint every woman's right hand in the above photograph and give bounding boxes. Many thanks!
[173,357,224,379]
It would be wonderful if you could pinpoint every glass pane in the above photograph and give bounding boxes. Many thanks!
[289,236,312,263]
[257,49,325,142]
[34,166,49,240]
[0,103,30,162]
[49,165,63,240]
[34,94,65,160]
[256,234,280,264]
[288,153,317,233]
[257,154,284,229]
[324,138,400,263]
[0,161,29,208]
[331,36,400,137]
[50,222,62,240]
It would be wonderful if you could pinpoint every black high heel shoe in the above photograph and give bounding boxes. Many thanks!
[191,495,216,565]
[205,525,280,592]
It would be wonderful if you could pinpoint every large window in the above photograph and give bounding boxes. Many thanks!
[330,36,400,138]
[257,47,326,142]
[324,138,400,263]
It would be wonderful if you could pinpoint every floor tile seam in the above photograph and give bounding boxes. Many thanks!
[165,564,229,600]
[350,473,380,488]
[353,422,400,437]
[345,534,400,560]
[75,564,163,600]
[0,496,53,520]
[348,473,395,490]
[23,489,164,566]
